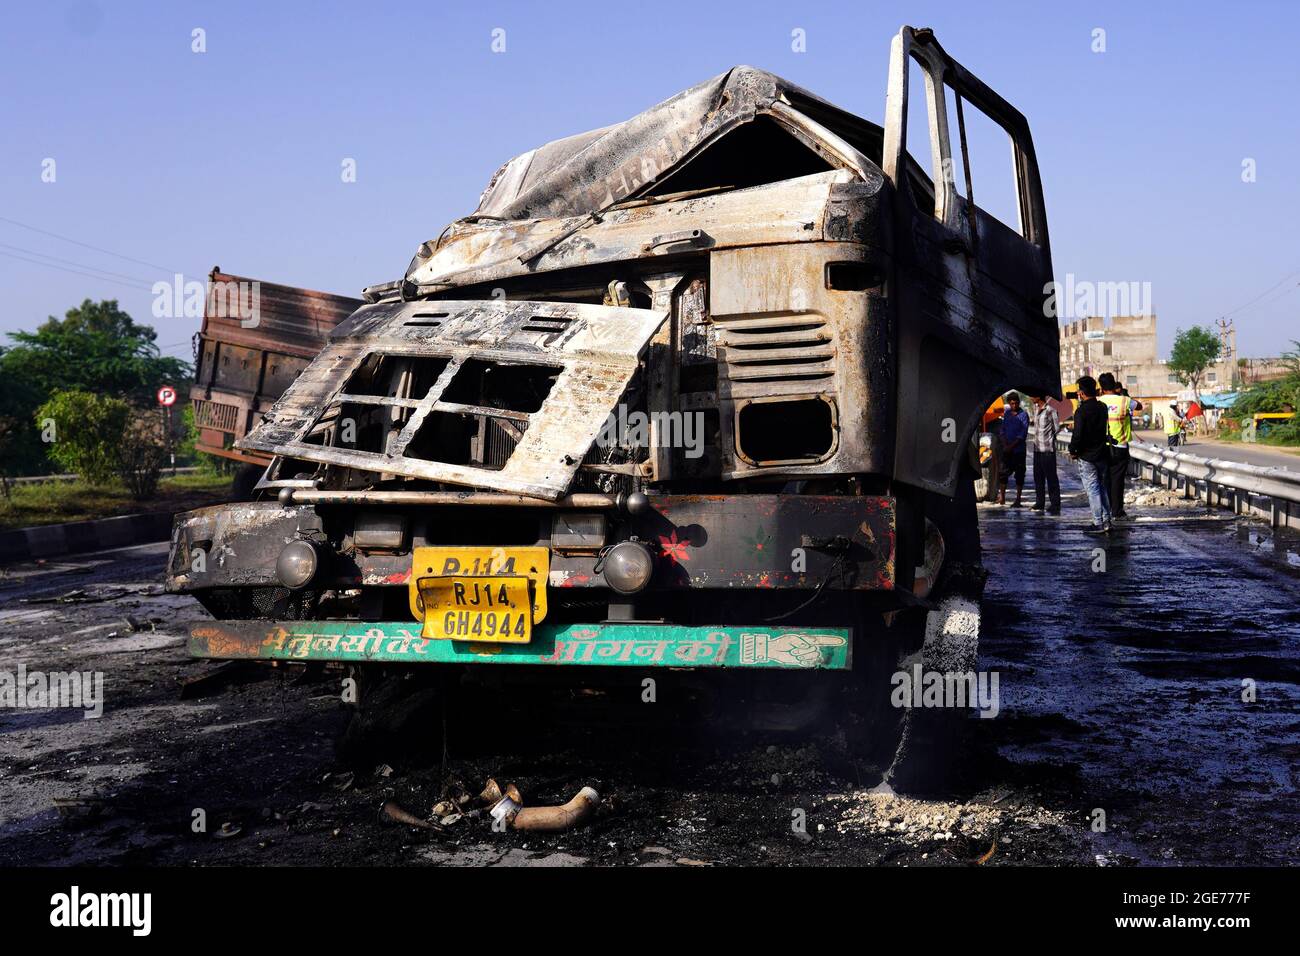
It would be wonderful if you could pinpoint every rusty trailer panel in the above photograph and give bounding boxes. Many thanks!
[200,269,362,357]
[192,269,363,466]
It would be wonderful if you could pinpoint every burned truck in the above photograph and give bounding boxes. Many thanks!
[166,27,1059,787]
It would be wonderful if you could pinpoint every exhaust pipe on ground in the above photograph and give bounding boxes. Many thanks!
[490,786,600,832]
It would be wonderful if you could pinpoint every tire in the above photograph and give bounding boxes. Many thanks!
[883,582,982,794]
[854,474,985,794]
[337,666,445,768]
[973,442,1000,502]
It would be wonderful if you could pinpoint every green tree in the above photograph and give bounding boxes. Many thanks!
[1167,325,1222,404]
[0,361,42,487]
[0,299,190,405]
[1232,341,1300,444]
[116,409,170,500]
[0,300,190,475]
[34,390,131,485]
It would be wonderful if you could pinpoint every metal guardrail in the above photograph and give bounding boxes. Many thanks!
[1053,434,1300,530]
[5,467,200,487]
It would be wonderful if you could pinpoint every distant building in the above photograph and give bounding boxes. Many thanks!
[1059,314,1287,403]
[1237,356,1293,385]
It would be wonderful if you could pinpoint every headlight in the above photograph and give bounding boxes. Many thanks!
[276,540,320,590]
[600,540,654,595]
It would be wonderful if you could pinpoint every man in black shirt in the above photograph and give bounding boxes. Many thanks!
[1067,376,1112,533]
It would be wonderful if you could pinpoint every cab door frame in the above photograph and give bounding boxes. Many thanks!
[881,25,1060,496]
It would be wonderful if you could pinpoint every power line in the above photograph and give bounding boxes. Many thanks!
[0,249,155,291]
[1224,281,1300,321]
[0,241,156,287]
[0,214,182,275]
[1222,266,1300,318]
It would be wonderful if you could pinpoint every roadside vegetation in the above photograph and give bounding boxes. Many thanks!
[0,299,189,477]
[0,472,233,531]
[0,298,239,524]
[1167,325,1222,406]
[1220,341,1300,446]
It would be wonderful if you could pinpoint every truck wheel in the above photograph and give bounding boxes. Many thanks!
[973,445,1000,502]
[882,580,982,793]
[337,666,444,768]
[841,473,984,793]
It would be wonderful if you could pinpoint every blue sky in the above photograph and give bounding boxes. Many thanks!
[2,0,1297,362]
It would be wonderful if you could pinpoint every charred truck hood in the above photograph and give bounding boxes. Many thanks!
[239,64,915,497]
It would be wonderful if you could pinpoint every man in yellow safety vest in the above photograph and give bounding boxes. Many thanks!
[1164,404,1184,448]
[1098,373,1143,520]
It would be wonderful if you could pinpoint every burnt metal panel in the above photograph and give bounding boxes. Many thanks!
[881,26,1060,495]
[165,495,895,595]
[623,494,895,591]
[406,169,861,293]
[237,299,668,500]
[473,66,827,222]
[706,242,892,481]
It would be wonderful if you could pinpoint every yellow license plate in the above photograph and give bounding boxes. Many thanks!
[416,576,534,643]
[409,547,549,643]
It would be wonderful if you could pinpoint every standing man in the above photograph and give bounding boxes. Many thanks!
[1098,373,1143,520]
[997,393,1030,507]
[1164,403,1184,448]
[1029,394,1061,514]
[1068,376,1112,534]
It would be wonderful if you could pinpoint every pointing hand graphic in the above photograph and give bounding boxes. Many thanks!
[741,632,847,667]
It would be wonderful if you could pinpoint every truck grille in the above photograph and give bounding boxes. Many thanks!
[194,399,241,433]
[714,315,835,396]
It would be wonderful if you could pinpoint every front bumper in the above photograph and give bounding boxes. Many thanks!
[172,492,890,672]
[189,620,852,670]
[165,493,897,594]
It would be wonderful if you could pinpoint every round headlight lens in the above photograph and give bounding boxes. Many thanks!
[602,540,654,595]
[276,540,319,590]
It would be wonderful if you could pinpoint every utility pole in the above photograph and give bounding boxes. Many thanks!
[1216,317,1237,386]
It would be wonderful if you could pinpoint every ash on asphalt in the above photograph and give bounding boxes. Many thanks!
[979,461,1300,865]
[1,462,1296,866]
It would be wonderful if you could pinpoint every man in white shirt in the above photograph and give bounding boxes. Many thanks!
[1029,394,1061,514]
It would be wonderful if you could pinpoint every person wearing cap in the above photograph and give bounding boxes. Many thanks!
[1098,373,1143,520]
